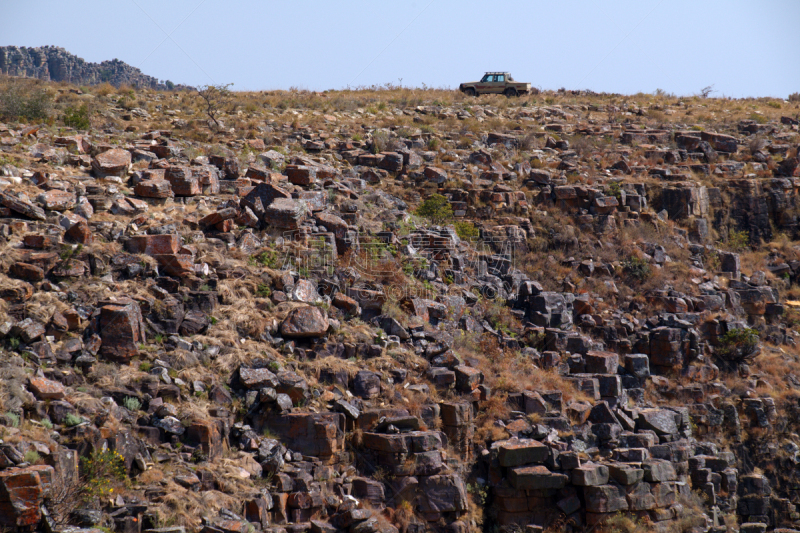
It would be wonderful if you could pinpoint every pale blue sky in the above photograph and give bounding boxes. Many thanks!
[2,0,799,97]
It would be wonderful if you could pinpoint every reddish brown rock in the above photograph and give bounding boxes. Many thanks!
[0,283,34,303]
[28,377,66,400]
[246,138,266,151]
[92,148,132,178]
[98,298,145,363]
[424,166,448,183]
[54,135,90,154]
[39,190,76,211]
[332,293,360,315]
[199,207,238,228]
[186,419,224,460]
[153,254,194,277]
[280,306,329,338]
[22,234,60,249]
[65,219,92,244]
[126,234,181,256]
[0,465,54,528]
[9,262,45,282]
[165,166,200,196]
[285,165,317,186]
[134,179,173,198]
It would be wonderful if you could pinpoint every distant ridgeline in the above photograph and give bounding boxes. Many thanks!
[0,45,190,90]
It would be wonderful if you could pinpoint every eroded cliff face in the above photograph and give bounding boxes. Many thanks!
[0,81,799,533]
[0,46,177,89]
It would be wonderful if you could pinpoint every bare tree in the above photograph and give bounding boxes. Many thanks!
[42,474,84,527]
[197,83,233,130]
[700,85,715,98]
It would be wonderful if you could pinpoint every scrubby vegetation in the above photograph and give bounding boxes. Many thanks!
[0,74,799,533]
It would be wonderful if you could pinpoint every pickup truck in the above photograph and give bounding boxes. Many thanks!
[459,72,531,97]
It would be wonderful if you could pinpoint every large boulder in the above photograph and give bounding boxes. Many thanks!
[92,148,131,178]
[28,377,65,400]
[280,306,329,338]
[417,474,468,513]
[97,298,146,363]
[125,234,181,256]
[0,191,46,220]
[638,408,678,435]
[0,465,54,528]
[497,438,548,467]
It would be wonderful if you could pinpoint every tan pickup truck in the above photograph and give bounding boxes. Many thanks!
[459,72,532,97]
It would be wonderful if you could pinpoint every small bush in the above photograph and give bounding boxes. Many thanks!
[251,250,282,269]
[608,181,623,203]
[24,450,41,464]
[0,83,51,122]
[370,130,390,154]
[623,257,652,282]
[454,220,480,241]
[5,412,20,427]
[789,92,800,103]
[416,194,453,225]
[256,283,272,298]
[80,449,126,500]
[64,413,83,427]
[717,327,759,361]
[727,229,750,251]
[122,396,142,411]
[63,104,91,130]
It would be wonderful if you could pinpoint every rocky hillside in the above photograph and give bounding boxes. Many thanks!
[0,81,799,533]
[0,46,184,89]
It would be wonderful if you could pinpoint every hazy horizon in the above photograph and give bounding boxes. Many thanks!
[2,0,799,98]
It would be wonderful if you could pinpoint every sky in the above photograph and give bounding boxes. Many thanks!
[2,0,799,98]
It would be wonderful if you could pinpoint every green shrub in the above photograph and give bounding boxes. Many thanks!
[623,257,652,282]
[64,413,83,427]
[416,194,453,225]
[718,327,759,361]
[0,83,51,122]
[256,283,272,298]
[24,450,41,464]
[80,449,126,499]
[5,412,20,427]
[608,181,623,203]
[122,396,142,411]
[727,229,750,251]
[251,250,281,269]
[63,104,91,130]
[454,220,480,241]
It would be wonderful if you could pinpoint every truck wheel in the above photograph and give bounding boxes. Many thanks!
[465,88,476,97]
[504,88,517,98]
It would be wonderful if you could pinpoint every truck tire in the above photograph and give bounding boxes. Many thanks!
[465,88,476,97]
[504,88,517,98]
